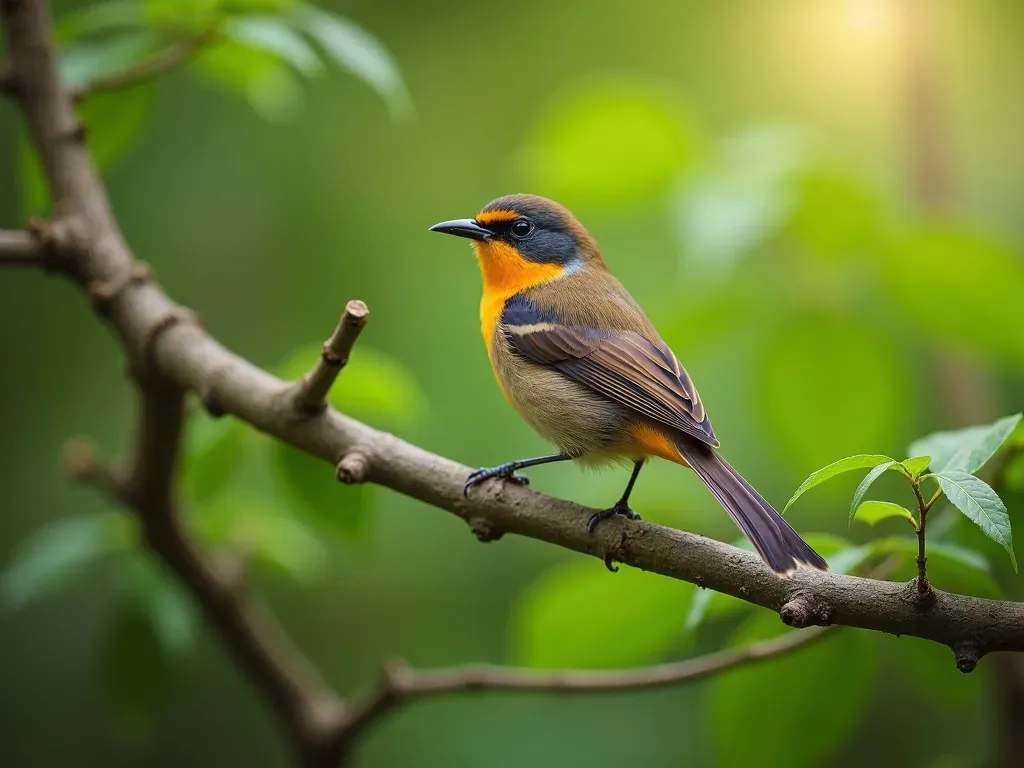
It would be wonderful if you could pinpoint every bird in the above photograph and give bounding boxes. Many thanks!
[429,194,827,576]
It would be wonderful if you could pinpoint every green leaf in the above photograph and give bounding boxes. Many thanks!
[98,599,173,733]
[189,495,326,580]
[709,615,875,768]
[291,3,412,121]
[222,0,295,13]
[933,471,1016,571]
[909,413,1022,475]
[225,16,321,76]
[521,74,703,208]
[854,501,916,527]
[511,558,693,668]
[181,409,247,504]
[192,35,304,123]
[848,460,896,525]
[143,0,222,33]
[58,31,158,89]
[20,36,157,214]
[1,513,131,610]
[79,83,157,167]
[871,537,1000,597]
[55,1,147,43]
[120,555,199,658]
[784,454,894,513]
[880,224,1024,363]
[901,455,932,477]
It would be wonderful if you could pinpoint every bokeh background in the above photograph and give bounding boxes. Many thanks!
[3,0,1024,766]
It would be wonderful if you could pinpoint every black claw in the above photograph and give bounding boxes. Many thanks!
[463,463,530,497]
[586,500,642,535]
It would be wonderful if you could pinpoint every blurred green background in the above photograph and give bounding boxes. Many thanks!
[3,0,1024,766]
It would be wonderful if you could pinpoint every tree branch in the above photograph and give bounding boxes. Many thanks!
[291,299,369,414]
[70,30,217,102]
[335,626,830,755]
[0,230,43,266]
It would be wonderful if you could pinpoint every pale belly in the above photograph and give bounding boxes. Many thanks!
[490,334,631,460]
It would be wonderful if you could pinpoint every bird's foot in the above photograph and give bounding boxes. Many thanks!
[463,462,530,497]
[587,500,641,535]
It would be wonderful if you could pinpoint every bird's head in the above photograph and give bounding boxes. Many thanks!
[430,194,604,290]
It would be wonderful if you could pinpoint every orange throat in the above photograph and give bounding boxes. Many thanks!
[474,241,565,356]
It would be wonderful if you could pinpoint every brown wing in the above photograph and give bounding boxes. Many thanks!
[501,297,718,446]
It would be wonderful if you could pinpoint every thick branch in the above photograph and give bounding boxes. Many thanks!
[336,626,829,754]
[291,299,369,413]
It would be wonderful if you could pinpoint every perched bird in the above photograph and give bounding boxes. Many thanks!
[430,194,827,575]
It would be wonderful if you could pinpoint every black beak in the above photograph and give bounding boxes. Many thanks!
[429,218,493,241]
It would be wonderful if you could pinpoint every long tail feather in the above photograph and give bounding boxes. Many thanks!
[676,439,828,575]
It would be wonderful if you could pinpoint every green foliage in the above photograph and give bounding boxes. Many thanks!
[848,460,897,524]
[192,35,305,122]
[853,500,916,527]
[784,453,894,513]
[225,16,321,76]
[189,495,327,579]
[20,0,409,209]
[909,413,1022,475]
[0,513,132,610]
[708,616,876,768]
[522,75,703,208]
[902,455,932,477]
[291,3,412,121]
[932,471,1016,571]
[510,558,693,669]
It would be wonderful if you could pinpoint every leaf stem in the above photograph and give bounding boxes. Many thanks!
[911,479,933,596]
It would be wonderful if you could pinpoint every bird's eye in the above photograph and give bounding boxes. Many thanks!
[510,218,534,238]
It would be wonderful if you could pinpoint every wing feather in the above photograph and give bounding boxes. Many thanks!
[502,296,717,446]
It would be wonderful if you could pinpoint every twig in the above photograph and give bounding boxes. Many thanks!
[334,626,830,756]
[70,30,218,102]
[911,479,932,596]
[0,230,43,266]
[292,300,369,414]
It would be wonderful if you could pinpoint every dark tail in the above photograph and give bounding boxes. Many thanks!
[678,440,828,575]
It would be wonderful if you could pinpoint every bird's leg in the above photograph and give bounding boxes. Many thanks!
[463,453,572,497]
[587,460,645,534]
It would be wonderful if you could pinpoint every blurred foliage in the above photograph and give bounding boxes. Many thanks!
[3,1,1024,767]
